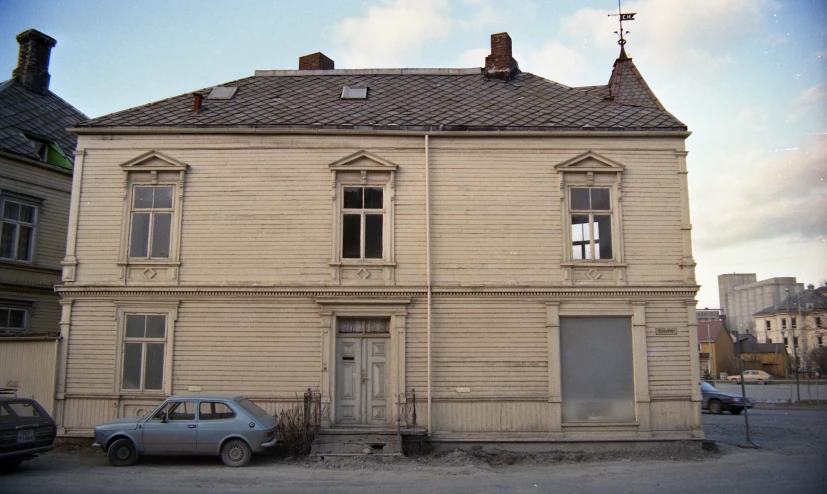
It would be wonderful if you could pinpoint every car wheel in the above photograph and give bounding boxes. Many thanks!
[107,438,138,467]
[708,399,724,415]
[221,439,251,467]
[731,409,743,415]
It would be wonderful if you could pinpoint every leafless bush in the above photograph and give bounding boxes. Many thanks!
[277,390,324,457]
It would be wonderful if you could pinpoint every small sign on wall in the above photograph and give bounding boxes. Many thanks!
[456,387,471,393]
[655,328,678,336]
[187,385,202,392]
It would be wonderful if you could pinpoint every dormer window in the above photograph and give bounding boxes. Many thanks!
[22,131,72,169]
[341,86,368,99]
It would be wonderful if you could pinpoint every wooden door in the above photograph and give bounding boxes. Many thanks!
[335,318,389,426]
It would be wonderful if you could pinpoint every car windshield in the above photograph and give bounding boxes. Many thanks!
[700,382,717,392]
[237,398,267,418]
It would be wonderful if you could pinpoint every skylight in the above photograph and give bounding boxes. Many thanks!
[206,86,238,100]
[341,86,368,100]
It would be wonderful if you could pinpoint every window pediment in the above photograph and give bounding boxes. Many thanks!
[555,151,624,173]
[120,151,190,173]
[328,150,398,172]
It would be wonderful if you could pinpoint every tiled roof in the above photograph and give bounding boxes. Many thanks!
[607,47,666,110]
[697,320,724,342]
[754,287,827,316]
[78,63,686,132]
[0,79,87,165]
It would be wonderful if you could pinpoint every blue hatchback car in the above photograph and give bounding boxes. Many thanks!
[93,395,277,467]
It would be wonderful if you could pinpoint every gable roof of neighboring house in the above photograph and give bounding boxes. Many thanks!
[75,35,685,134]
[735,334,786,355]
[0,30,87,169]
[754,285,827,316]
[697,320,724,342]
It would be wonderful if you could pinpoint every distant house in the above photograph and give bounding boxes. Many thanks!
[734,334,790,378]
[0,29,87,410]
[754,284,827,374]
[718,274,803,335]
[55,32,703,446]
[697,320,735,379]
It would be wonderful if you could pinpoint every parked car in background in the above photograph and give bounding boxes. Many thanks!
[0,397,57,470]
[701,382,755,415]
[727,370,773,384]
[93,395,277,467]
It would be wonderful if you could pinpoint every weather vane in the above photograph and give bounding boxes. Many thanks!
[608,0,635,46]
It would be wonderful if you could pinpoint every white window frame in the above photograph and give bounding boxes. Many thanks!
[569,187,614,261]
[328,151,397,284]
[0,299,33,334]
[0,192,42,265]
[555,152,626,285]
[340,185,387,260]
[127,184,175,261]
[117,151,189,284]
[113,302,179,396]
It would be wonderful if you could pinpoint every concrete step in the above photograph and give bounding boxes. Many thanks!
[311,429,403,455]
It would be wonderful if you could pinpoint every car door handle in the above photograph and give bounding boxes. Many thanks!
[188,424,196,428]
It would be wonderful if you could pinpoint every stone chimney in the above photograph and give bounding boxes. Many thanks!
[484,32,519,81]
[299,52,334,70]
[13,29,57,95]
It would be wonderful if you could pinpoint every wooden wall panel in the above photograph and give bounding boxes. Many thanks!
[0,339,57,414]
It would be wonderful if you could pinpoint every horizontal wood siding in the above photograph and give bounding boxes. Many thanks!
[0,289,61,334]
[72,134,689,287]
[0,157,71,271]
[0,339,57,414]
[62,397,116,431]
[433,401,549,432]
[173,299,321,395]
[429,298,548,397]
[65,300,117,393]
[645,301,692,398]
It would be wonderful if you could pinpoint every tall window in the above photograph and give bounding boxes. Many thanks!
[791,317,797,329]
[781,318,787,330]
[342,186,383,259]
[122,314,167,391]
[129,186,173,259]
[0,197,37,263]
[570,188,613,260]
[765,320,771,330]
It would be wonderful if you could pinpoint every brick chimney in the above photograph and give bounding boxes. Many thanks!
[484,32,519,81]
[299,52,334,70]
[13,29,57,95]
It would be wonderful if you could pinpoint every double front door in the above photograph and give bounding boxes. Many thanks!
[335,318,389,425]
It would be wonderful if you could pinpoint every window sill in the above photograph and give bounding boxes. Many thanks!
[562,421,639,427]
[330,261,396,267]
[0,258,34,267]
[561,261,627,268]
[118,260,181,267]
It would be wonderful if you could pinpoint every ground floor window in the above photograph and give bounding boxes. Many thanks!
[121,314,167,391]
[560,317,634,422]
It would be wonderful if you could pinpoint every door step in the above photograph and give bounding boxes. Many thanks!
[311,429,403,456]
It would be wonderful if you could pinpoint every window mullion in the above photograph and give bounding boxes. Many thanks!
[360,211,366,259]
[147,211,155,259]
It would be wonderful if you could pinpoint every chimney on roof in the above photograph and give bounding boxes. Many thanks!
[191,93,203,116]
[13,29,57,95]
[299,52,334,70]
[484,32,519,81]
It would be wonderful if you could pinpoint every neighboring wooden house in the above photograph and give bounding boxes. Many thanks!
[0,30,87,412]
[734,334,790,379]
[697,320,736,379]
[55,32,703,445]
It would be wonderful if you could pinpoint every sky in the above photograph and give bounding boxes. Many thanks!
[1,0,825,308]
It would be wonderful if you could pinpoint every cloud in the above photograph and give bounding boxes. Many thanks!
[692,135,827,249]
[332,0,452,68]
[520,43,592,85]
[788,83,827,123]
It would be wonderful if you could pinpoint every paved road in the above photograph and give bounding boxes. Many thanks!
[2,408,826,493]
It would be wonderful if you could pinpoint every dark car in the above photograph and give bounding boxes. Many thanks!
[0,397,57,470]
[701,381,755,415]
[93,395,278,467]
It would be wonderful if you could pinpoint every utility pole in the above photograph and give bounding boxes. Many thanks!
[735,330,759,448]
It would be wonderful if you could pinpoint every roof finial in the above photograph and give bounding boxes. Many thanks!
[608,0,635,50]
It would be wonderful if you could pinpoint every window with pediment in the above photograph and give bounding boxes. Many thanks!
[117,151,188,284]
[555,151,626,285]
[328,151,397,285]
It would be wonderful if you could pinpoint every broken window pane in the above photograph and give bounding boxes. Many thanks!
[560,317,635,422]
[365,214,383,258]
[594,215,612,259]
[342,214,361,258]
[571,214,590,260]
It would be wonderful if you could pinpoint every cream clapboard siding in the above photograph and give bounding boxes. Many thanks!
[645,301,693,398]
[65,300,117,392]
[173,299,321,396]
[71,134,688,287]
[0,157,72,271]
[0,338,58,413]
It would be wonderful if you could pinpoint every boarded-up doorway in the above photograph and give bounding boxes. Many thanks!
[335,318,389,425]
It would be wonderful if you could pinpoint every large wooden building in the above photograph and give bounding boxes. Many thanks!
[55,33,703,445]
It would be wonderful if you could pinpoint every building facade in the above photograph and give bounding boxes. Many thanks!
[718,274,803,336]
[55,33,703,445]
[0,30,86,409]
[755,284,827,374]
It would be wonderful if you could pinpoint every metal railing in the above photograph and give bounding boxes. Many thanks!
[397,389,418,431]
